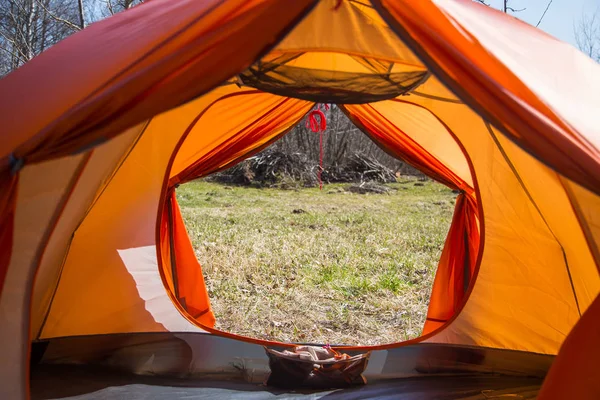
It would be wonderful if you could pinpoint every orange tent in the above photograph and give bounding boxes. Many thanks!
[1,0,600,398]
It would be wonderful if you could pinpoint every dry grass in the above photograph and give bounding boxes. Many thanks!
[177,179,456,346]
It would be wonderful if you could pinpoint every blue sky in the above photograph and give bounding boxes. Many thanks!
[485,0,599,48]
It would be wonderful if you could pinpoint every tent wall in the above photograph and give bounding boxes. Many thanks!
[30,124,147,337]
[488,126,599,311]
[34,89,234,339]
[563,180,600,266]
[2,155,86,400]
[392,88,598,354]
[538,293,600,399]
[1,127,144,400]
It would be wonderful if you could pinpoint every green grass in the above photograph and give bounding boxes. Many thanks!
[177,179,456,346]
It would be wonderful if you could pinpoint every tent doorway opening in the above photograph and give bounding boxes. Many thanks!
[156,0,482,348]
[169,106,465,346]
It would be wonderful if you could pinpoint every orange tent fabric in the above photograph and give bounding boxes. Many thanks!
[0,0,599,399]
[376,0,600,195]
[0,0,317,303]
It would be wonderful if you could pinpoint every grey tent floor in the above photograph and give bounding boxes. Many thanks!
[31,364,542,400]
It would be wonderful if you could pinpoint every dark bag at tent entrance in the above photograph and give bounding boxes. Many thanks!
[264,345,370,389]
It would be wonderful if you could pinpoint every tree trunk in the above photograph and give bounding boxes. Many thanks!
[40,0,50,51]
[26,0,38,59]
[77,0,86,29]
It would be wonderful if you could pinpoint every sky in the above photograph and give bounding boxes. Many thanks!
[485,0,600,48]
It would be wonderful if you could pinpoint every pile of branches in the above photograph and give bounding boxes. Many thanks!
[208,151,396,187]
[208,150,318,187]
[323,154,397,184]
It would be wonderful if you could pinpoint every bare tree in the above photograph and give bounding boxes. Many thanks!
[100,0,142,17]
[76,0,85,28]
[271,105,418,175]
[502,0,525,14]
[472,0,525,13]
[474,0,556,27]
[0,0,146,76]
[575,8,600,62]
[0,0,83,74]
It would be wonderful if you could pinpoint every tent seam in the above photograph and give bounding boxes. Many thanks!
[556,176,600,276]
[484,121,581,317]
[411,91,463,104]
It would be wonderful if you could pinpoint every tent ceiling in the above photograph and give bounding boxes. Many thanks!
[235,0,429,103]
[272,0,424,67]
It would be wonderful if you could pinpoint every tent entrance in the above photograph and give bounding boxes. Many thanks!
[158,94,480,348]
[155,10,481,345]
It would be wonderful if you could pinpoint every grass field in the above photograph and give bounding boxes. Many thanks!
[176,179,456,346]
